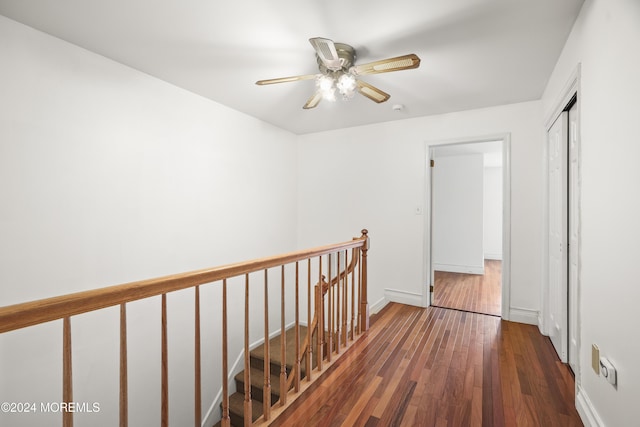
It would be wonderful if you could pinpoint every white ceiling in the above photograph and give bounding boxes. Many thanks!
[0,0,583,135]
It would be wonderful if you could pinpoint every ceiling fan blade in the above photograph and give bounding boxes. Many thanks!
[351,54,421,76]
[309,37,343,71]
[256,74,317,85]
[356,80,390,103]
[303,92,322,109]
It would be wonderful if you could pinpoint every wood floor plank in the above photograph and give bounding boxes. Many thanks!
[268,304,582,427]
[338,376,382,427]
[363,416,379,427]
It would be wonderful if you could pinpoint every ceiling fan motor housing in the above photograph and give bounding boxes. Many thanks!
[317,43,356,74]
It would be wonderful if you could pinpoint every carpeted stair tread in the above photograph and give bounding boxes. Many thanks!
[215,325,330,426]
[234,366,283,402]
[250,325,308,369]
[230,391,263,425]
[212,391,262,427]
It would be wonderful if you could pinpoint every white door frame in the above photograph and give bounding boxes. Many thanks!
[567,99,580,373]
[423,133,512,320]
[542,64,582,378]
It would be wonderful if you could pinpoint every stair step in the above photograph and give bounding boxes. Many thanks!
[249,325,308,371]
[234,367,283,403]
[215,392,262,427]
[216,325,331,426]
[249,325,328,375]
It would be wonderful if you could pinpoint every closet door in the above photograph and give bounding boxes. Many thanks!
[547,111,568,363]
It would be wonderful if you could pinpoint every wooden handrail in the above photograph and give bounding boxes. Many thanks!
[1,229,370,427]
[0,234,368,334]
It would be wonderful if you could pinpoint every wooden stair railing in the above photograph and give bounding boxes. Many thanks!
[0,229,369,427]
[220,237,366,426]
[284,246,360,394]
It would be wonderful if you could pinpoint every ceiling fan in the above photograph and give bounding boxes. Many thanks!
[256,37,421,109]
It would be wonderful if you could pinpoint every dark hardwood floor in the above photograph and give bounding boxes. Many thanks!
[269,303,582,427]
[433,260,502,316]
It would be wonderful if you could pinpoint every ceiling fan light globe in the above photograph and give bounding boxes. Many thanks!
[316,74,337,102]
[317,75,335,92]
[322,89,336,102]
[337,73,356,93]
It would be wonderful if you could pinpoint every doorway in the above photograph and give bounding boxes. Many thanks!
[425,135,511,320]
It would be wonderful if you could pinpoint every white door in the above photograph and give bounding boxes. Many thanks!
[568,102,579,372]
[548,112,568,363]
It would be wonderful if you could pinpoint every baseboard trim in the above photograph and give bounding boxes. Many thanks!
[370,297,388,314]
[433,263,484,275]
[576,385,604,427]
[384,289,423,307]
[537,313,547,336]
[508,307,539,325]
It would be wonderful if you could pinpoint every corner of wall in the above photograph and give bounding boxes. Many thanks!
[508,307,539,326]
[383,289,424,308]
[370,296,388,314]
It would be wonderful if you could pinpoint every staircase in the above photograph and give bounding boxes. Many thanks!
[215,325,325,426]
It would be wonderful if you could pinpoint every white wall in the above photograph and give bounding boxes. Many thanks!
[0,16,298,427]
[432,154,485,274]
[297,100,543,318]
[541,0,640,425]
[484,166,503,260]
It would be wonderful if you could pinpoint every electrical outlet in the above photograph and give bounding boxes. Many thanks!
[599,357,617,386]
[592,344,600,374]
